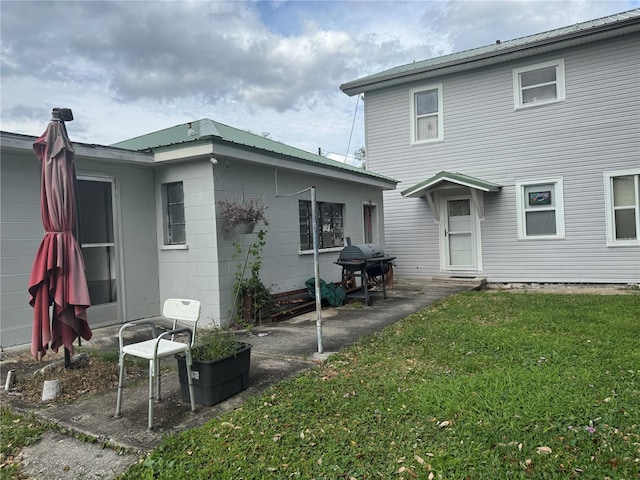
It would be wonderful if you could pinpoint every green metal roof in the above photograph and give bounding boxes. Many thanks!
[111,119,396,184]
[342,8,640,95]
[402,171,501,198]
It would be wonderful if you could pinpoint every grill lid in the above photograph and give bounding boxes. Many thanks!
[338,243,385,261]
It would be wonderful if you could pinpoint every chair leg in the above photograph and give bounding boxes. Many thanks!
[156,358,162,402]
[148,359,155,430]
[185,348,196,414]
[114,353,125,418]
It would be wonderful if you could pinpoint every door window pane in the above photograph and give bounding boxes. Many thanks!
[77,180,114,244]
[448,199,470,217]
[449,233,473,266]
[82,246,117,304]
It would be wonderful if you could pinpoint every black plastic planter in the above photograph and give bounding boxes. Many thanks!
[176,343,252,406]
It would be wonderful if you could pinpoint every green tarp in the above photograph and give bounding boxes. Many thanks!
[305,278,346,307]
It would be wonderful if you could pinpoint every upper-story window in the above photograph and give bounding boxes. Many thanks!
[299,200,344,251]
[604,170,640,246]
[515,177,565,240]
[162,181,186,245]
[513,59,565,109]
[410,84,443,144]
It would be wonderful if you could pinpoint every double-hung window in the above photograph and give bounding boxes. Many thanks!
[604,171,640,246]
[162,181,186,246]
[299,200,344,251]
[513,59,565,109]
[515,178,565,239]
[410,84,443,143]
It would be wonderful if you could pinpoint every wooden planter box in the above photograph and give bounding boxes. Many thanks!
[176,343,252,407]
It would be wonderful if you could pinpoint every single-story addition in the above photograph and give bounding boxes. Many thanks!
[340,9,640,285]
[1,119,397,347]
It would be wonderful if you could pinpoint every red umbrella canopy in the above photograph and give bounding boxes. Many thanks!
[28,120,92,360]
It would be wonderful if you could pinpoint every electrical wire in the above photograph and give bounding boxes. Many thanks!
[344,94,360,163]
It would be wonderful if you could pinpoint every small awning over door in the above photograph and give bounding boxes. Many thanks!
[401,171,501,221]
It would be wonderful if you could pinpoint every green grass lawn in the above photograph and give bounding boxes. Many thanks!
[0,408,47,480]
[121,292,640,479]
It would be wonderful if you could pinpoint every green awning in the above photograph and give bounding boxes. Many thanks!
[401,171,501,198]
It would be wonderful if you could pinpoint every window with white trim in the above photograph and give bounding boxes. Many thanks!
[410,84,443,143]
[299,200,344,250]
[604,171,640,246]
[513,59,565,109]
[162,181,186,245]
[515,178,565,239]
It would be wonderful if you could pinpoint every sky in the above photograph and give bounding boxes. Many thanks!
[1,0,638,165]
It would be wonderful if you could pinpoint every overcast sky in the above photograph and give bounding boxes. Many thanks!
[1,0,638,164]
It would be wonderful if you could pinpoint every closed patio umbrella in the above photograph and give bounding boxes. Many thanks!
[28,108,92,362]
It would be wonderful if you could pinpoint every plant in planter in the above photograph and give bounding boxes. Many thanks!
[176,329,252,407]
[218,195,269,236]
[231,229,275,325]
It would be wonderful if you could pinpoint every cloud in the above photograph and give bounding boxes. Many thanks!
[0,1,447,114]
[1,0,637,154]
[429,0,639,51]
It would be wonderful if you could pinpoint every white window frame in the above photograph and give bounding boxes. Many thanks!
[161,181,187,247]
[513,59,565,110]
[515,177,565,240]
[410,83,444,144]
[604,170,640,247]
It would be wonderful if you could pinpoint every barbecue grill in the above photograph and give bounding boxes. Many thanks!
[335,243,395,305]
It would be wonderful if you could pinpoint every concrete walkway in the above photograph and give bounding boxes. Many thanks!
[1,278,480,480]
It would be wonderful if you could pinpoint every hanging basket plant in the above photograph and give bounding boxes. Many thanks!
[218,196,269,236]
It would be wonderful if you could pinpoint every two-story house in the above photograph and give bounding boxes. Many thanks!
[341,9,640,285]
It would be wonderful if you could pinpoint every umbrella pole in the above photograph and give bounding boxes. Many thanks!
[59,112,80,370]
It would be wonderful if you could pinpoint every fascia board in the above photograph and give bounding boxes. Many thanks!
[153,142,214,163]
[213,142,397,190]
[74,144,153,165]
[1,131,153,166]
[402,176,500,197]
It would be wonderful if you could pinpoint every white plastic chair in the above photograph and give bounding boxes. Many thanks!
[114,298,200,430]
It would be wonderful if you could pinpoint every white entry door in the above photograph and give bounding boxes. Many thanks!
[442,196,479,271]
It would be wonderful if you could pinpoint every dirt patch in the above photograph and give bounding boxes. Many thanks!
[486,283,638,295]
[2,350,141,406]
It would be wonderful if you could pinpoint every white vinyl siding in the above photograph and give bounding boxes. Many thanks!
[604,170,640,246]
[410,84,443,144]
[513,59,565,109]
[515,178,565,240]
